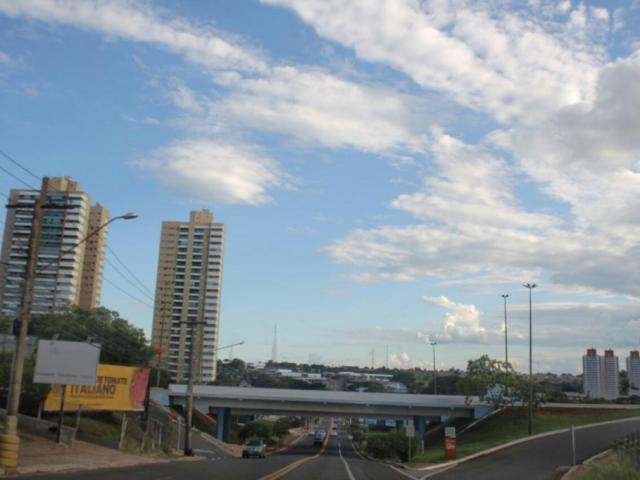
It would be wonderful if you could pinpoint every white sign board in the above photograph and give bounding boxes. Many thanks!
[445,427,456,438]
[405,424,415,438]
[33,339,100,386]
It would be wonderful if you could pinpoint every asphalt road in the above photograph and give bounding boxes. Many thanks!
[9,419,408,480]
[429,417,640,480]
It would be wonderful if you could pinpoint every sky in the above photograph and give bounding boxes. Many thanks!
[1,0,639,374]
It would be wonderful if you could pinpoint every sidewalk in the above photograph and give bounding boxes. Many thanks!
[4,432,171,476]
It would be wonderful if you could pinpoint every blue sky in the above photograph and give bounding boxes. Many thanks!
[1,0,640,373]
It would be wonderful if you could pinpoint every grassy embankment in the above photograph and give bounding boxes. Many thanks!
[574,450,640,479]
[411,408,640,464]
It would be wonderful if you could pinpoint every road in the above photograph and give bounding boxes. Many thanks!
[429,417,640,480]
[9,419,409,480]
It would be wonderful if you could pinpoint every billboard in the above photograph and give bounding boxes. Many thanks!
[44,364,150,412]
[33,339,100,386]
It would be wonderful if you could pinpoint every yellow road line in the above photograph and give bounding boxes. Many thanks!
[258,420,333,480]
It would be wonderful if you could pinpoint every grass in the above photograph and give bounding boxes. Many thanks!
[411,407,640,464]
[575,451,640,479]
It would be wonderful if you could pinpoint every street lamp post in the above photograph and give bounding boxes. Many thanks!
[523,283,536,436]
[501,294,510,366]
[3,206,137,442]
[430,338,438,395]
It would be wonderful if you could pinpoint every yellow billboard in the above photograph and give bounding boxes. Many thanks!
[44,364,149,412]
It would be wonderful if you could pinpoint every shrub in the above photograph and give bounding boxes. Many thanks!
[365,431,418,462]
[239,420,273,442]
[273,417,292,437]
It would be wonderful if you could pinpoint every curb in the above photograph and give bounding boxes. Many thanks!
[409,415,640,472]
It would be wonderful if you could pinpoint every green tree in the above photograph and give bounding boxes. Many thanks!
[29,307,154,366]
[239,420,273,442]
[459,355,533,408]
[273,417,292,437]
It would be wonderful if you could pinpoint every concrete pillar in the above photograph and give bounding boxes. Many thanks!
[414,416,427,452]
[216,407,231,442]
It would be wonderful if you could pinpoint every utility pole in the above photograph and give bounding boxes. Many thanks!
[183,319,202,456]
[501,294,510,366]
[524,283,537,436]
[370,348,375,370]
[4,178,49,439]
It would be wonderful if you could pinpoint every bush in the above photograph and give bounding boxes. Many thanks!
[273,417,292,437]
[365,431,418,462]
[239,420,273,442]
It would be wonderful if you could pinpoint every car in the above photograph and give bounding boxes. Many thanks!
[313,430,326,446]
[242,440,266,458]
[330,427,338,437]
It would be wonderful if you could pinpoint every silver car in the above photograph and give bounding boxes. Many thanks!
[242,440,266,459]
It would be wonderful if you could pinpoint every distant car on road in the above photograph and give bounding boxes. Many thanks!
[242,440,266,459]
[314,430,326,446]
[330,427,338,437]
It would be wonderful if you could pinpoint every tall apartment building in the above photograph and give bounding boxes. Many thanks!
[582,348,620,400]
[627,351,640,393]
[151,210,225,384]
[582,348,600,398]
[0,177,109,315]
[600,349,619,400]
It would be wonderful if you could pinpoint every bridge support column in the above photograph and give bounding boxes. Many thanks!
[414,416,426,452]
[216,407,231,442]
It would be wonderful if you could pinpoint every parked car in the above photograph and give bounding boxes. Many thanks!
[242,440,266,458]
[313,430,326,446]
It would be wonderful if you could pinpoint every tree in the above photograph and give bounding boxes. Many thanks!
[28,307,154,366]
[458,355,535,409]
[620,370,630,396]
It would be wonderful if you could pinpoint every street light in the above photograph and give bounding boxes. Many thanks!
[4,211,138,443]
[501,294,510,366]
[429,337,438,395]
[523,283,536,436]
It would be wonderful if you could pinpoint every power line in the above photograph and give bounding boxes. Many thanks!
[103,277,154,309]
[0,164,37,190]
[0,149,41,182]
[105,244,154,297]
[104,255,154,303]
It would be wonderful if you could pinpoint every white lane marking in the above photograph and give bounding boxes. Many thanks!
[338,439,356,480]
[389,465,420,479]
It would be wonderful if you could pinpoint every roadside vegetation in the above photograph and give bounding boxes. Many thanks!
[232,417,304,446]
[412,408,640,464]
[574,451,640,479]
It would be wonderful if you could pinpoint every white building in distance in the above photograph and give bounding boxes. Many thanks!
[627,350,640,394]
[582,348,619,400]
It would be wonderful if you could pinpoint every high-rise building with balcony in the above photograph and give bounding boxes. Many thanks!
[151,209,225,383]
[0,177,109,315]
[627,350,640,394]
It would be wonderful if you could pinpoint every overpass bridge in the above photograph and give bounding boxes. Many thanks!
[164,385,494,448]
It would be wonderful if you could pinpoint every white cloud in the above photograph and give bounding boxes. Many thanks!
[135,139,287,206]
[388,352,414,368]
[0,0,266,72]
[217,66,423,153]
[170,83,204,114]
[424,295,490,343]
[263,0,605,122]
[0,50,10,65]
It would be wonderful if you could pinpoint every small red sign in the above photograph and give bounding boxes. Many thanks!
[445,436,457,459]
